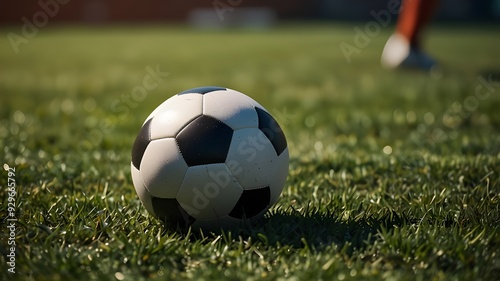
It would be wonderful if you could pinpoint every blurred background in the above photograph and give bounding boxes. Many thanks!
[1,0,499,26]
[1,0,499,156]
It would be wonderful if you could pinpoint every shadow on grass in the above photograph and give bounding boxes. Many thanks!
[159,203,422,255]
[245,208,411,251]
[187,207,415,253]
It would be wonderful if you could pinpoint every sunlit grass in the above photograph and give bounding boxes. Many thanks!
[0,23,499,280]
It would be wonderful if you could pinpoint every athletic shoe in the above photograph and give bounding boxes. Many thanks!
[381,33,438,71]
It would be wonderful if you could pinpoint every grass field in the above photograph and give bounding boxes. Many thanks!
[1,23,500,280]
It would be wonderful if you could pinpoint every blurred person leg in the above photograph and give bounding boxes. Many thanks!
[381,0,440,71]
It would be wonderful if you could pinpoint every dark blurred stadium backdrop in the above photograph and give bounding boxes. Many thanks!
[0,0,498,26]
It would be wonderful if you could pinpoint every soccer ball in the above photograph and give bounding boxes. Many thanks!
[130,86,289,230]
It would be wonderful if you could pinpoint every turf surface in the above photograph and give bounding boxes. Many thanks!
[1,23,499,280]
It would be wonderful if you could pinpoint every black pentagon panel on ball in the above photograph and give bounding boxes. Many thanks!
[177,86,226,95]
[255,107,287,156]
[152,197,196,228]
[229,186,271,219]
[131,118,153,170]
[176,115,234,166]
